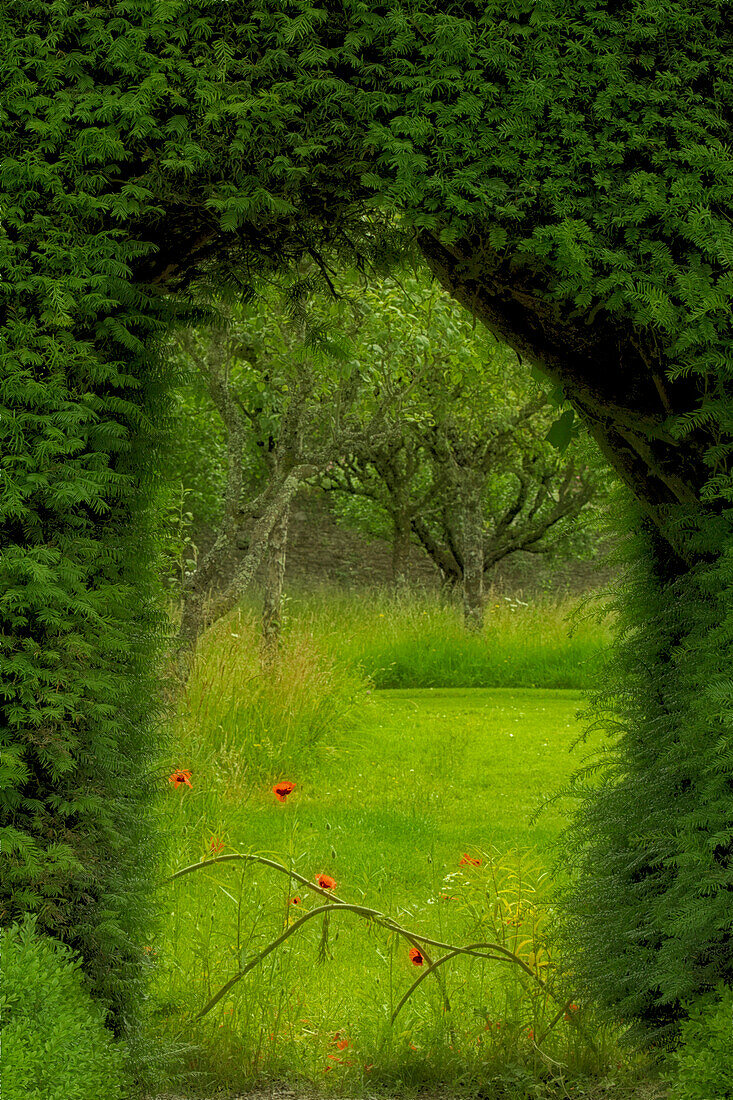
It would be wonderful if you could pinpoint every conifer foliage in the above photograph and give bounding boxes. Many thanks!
[2,0,733,1042]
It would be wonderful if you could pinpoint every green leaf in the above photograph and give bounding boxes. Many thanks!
[546,408,575,452]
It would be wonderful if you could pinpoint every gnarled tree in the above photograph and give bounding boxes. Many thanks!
[168,294,363,668]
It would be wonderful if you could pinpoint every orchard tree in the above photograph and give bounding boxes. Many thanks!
[320,276,603,626]
[168,288,364,664]
[411,414,597,630]
[3,0,733,1047]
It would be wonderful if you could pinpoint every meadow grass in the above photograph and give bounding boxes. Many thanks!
[279,587,613,690]
[149,602,649,1098]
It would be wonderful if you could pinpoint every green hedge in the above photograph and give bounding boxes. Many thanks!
[3,0,733,1053]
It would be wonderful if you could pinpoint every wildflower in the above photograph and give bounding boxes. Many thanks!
[564,1003,579,1021]
[527,1028,535,1040]
[210,837,225,855]
[316,873,336,890]
[408,946,424,966]
[460,853,481,866]
[169,769,192,788]
[333,1033,350,1051]
[290,896,301,905]
[272,779,296,802]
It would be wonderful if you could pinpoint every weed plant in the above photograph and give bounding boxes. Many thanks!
[1,919,130,1100]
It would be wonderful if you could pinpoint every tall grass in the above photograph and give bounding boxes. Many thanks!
[170,609,365,801]
[281,587,612,690]
[158,835,625,1098]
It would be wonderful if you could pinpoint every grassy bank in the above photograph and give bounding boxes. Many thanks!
[281,588,612,690]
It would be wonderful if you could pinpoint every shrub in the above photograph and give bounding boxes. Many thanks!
[666,985,733,1100]
[0,920,130,1100]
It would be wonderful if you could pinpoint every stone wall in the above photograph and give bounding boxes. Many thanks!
[273,491,615,597]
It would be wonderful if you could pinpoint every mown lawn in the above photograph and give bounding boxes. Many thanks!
[234,687,589,905]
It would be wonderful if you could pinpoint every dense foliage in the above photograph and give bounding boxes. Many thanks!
[665,984,733,1099]
[0,920,129,1099]
[2,0,733,1049]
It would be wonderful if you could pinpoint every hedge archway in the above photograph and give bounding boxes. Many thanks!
[2,0,733,1042]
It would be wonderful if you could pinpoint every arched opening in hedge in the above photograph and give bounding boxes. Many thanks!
[2,0,733,1044]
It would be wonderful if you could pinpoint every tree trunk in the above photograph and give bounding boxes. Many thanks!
[391,503,412,586]
[261,503,290,655]
[458,479,485,632]
[174,464,314,678]
[411,515,463,588]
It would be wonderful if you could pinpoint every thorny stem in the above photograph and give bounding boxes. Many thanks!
[391,942,516,1025]
[194,903,382,1018]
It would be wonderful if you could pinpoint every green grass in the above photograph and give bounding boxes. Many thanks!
[149,606,646,1097]
[280,588,613,690]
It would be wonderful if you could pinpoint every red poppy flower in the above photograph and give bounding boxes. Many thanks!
[290,896,301,905]
[272,780,296,802]
[460,852,481,866]
[335,1037,350,1051]
[564,1003,579,1021]
[316,874,336,890]
[169,769,192,788]
[409,946,424,966]
[210,837,225,855]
